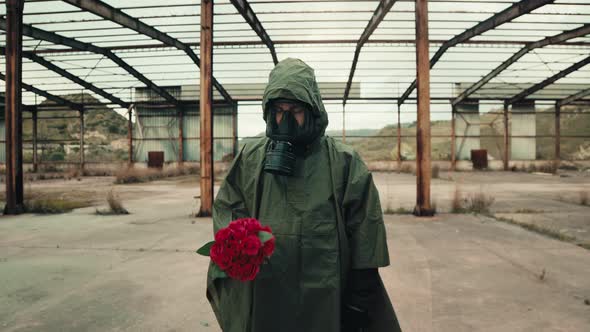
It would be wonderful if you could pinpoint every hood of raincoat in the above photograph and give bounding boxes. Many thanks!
[262,58,329,141]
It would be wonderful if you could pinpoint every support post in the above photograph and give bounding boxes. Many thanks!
[32,108,38,172]
[451,104,456,171]
[397,103,401,170]
[198,0,214,217]
[503,102,509,171]
[79,109,85,170]
[4,0,25,214]
[127,107,133,167]
[414,0,433,216]
[178,109,184,165]
[554,102,560,162]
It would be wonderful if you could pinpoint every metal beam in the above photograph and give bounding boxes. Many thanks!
[230,0,278,65]
[556,87,590,108]
[0,46,129,108]
[198,0,214,217]
[454,24,590,106]
[4,0,25,214]
[414,0,433,216]
[398,0,555,106]
[63,0,233,104]
[343,0,397,107]
[0,72,83,110]
[31,38,590,55]
[506,55,590,105]
[0,17,178,104]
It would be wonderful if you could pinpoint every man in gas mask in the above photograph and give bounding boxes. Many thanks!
[207,58,401,332]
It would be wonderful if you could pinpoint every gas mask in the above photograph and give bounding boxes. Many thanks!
[264,103,316,176]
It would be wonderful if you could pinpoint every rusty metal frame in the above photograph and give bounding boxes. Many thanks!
[506,55,590,105]
[230,0,278,65]
[0,47,130,108]
[398,0,555,106]
[556,87,590,108]
[198,0,214,217]
[4,0,25,214]
[0,18,178,105]
[343,0,397,107]
[453,24,590,106]
[0,72,83,111]
[63,0,233,104]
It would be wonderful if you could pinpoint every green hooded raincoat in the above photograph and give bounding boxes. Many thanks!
[206,58,401,332]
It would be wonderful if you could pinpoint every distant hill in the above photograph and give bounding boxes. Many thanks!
[348,105,590,161]
[22,93,128,162]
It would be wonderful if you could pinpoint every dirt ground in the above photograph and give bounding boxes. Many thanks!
[0,171,589,331]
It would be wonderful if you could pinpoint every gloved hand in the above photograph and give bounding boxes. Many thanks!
[341,268,380,331]
[341,303,370,331]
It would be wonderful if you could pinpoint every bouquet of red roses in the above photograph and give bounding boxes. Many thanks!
[197,218,275,281]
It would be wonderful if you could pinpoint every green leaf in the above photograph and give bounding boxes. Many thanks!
[258,231,274,243]
[196,241,215,256]
[210,263,227,279]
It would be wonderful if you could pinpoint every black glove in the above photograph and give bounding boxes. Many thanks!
[341,303,370,331]
[341,268,380,331]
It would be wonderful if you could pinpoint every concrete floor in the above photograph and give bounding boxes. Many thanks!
[0,172,589,331]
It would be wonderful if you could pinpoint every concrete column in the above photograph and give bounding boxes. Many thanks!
[503,102,509,170]
[510,100,536,160]
[4,0,25,214]
[455,100,480,161]
[414,0,433,216]
[127,107,133,167]
[198,0,214,217]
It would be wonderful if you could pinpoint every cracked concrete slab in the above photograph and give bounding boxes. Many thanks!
[0,174,589,331]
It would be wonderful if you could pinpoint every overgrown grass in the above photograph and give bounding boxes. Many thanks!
[511,161,559,174]
[114,166,198,184]
[514,208,545,214]
[432,165,440,179]
[538,161,559,174]
[451,186,463,213]
[96,190,129,215]
[24,198,90,214]
[383,205,413,215]
[492,215,589,250]
[398,164,414,175]
[450,186,495,214]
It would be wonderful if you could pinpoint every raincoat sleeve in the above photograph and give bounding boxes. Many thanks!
[207,146,254,332]
[341,151,390,269]
[212,146,250,227]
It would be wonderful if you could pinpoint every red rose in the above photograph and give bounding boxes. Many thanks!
[240,263,260,281]
[229,221,247,240]
[242,235,262,256]
[214,227,232,242]
[233,253,247,265]
[243,218,263,233]
[210,242,232,270]
[226,263,242,280]
[252,251,265,265]
[262,237,275,257]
